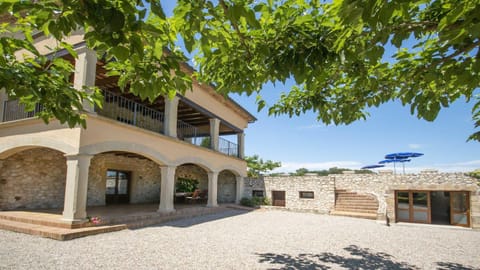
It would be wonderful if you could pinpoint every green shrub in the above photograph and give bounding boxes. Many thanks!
[240,197,254,207]
[240,196,271,207]
[175,178,199,193]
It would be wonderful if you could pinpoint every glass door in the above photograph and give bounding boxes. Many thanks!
[396,191,410,222]
[412,192,430,223]
[450,192,470,227]
[106,170,130,204]
[395,191,431,224]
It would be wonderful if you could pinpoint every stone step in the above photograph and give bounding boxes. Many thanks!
[336,195,376,199]
[335,200,378,205]
[335,201,378,207]
[0,212,87,229]
[335,197,378,202]
[334,207,377,214]
[334,204,378,210]
[0,218,126,240]
[330,210,377,220]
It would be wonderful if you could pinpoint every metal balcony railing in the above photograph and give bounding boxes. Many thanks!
[219,137,238,157]
[96,89,165,134]
[2,90,239,158]
[2,100,43,122]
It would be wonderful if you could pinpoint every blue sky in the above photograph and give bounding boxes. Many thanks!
[232,89,480,173]
[159,1,480,173]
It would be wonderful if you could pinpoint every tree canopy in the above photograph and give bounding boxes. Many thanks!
[245,154,282,177]
[1,0,479,140]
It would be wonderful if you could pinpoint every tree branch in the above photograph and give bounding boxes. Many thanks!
[218,0,252,60]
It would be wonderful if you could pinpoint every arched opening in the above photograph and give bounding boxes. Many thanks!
[88,151,162,206]
[217,170,237,204]
[174,163,209,207]
[0,147,67,210]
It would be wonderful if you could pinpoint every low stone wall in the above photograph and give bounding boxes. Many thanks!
[243,172,480,229]
[245,176,335,214]
[0,148,66,210]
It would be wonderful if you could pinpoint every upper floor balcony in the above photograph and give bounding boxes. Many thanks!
[0,48,255,159]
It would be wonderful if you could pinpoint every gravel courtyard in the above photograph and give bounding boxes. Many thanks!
[1,209,479,270]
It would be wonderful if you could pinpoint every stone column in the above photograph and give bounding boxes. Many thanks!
[209,118,220,151]
[62,154,93,222]
[158,165,176,213]
[235,176,244,204]
[163,96,179,138]
[73,46,97,112]
[237,133,245,159]
[207,171,219,207]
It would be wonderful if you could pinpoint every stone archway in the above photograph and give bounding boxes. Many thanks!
[87,151,163,206]
[0,147,67,210]
[218,170,237,204]
[174,163,209,205]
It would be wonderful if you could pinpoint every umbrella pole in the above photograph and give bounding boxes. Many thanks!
[403,163,405,174]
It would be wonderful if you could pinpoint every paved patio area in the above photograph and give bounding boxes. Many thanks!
[1,209,479,269]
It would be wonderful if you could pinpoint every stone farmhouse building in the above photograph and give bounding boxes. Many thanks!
[243,171,480,229]
[0,30,256,226]
[1,28,478,234]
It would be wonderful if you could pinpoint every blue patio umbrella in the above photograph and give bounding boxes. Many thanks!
[361,164,385,170]
[385,152,424,159]
[379,159,411,174]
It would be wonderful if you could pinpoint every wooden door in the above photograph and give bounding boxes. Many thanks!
[272,191,286,207]
[106,170,130,204]
[450,191,470,227]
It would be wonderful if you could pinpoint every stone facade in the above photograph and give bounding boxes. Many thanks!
[0,148,66,210]
[88,153,162,205]
[333,171,479,225]
[218,170,236,203]
[245,176,335,214]
[0,150,240,210]
[244,172,480,229]
[175,164,208,191]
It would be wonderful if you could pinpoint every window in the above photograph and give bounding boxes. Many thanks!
[252,190,264,197]
[299,191,314,199]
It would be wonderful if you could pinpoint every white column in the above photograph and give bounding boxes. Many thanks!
[158,165,176,213]
[209,118,220,151]
[62,154,93,222]
[235,176,244,204]
[207,171,219,207]
[164,96,179,138]
[73,46,97,112]
[237,133,245,159]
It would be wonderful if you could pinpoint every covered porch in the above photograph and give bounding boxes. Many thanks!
[0,203,247,240]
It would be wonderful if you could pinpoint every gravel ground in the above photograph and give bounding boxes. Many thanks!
[1,209,479,270]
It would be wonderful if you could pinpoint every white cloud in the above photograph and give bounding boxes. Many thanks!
[272,160,480,174]
[379,160,480,173]
[297,124,325,130]
[408,143,423,149]
[273,161,362,173]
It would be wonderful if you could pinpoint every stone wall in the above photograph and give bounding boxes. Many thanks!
[0,148,66,210]
[218,170,236,203]
[245,176,335,214]
[333,171,480,226]
[88,153,162,205]
[175,164,208,191]
[243,172,480,229]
